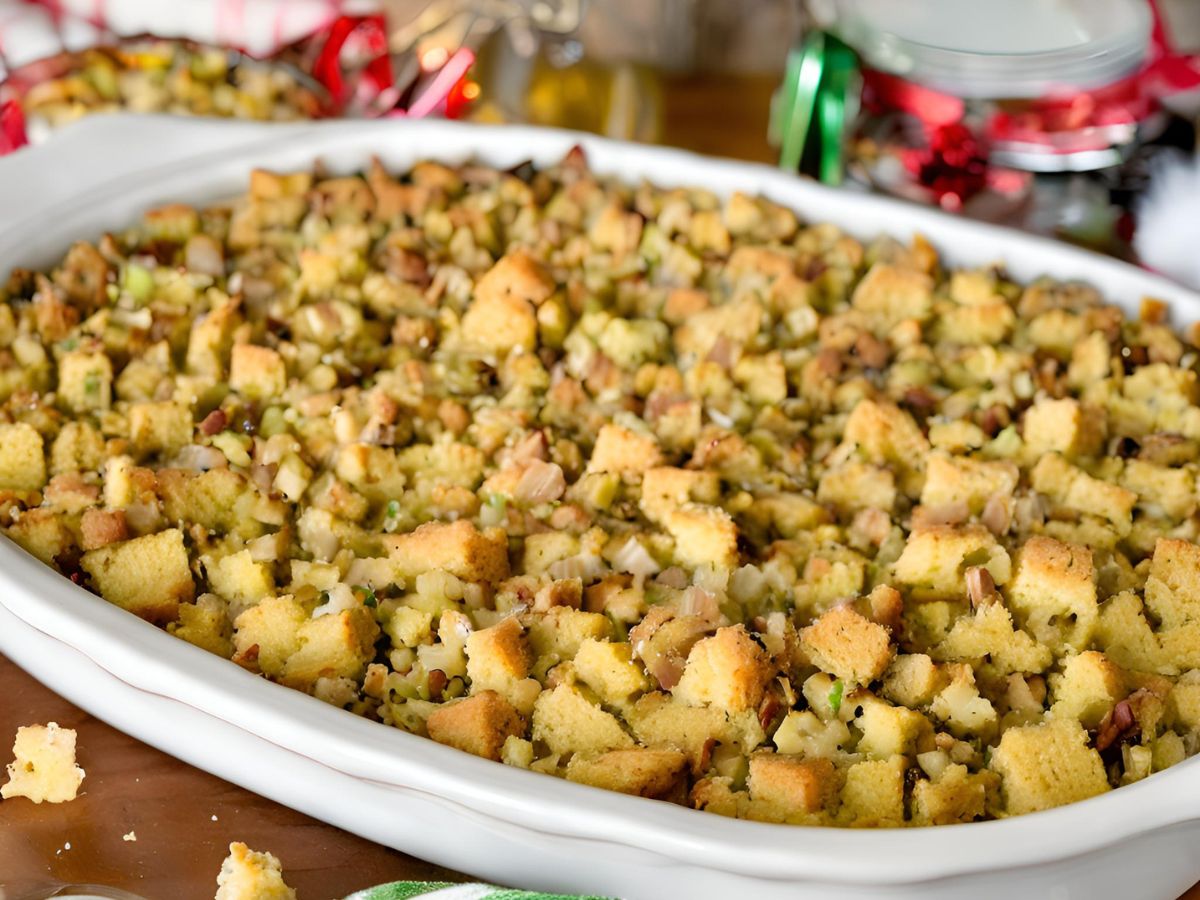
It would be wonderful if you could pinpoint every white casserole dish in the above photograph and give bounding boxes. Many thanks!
[1,115,1198,900]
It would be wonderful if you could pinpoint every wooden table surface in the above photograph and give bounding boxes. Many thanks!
[2,78,1200,900]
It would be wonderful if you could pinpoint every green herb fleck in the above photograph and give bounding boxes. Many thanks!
[60,337,79,352]
[84,372,101,395]
[355,585,377,608]
[385,499,400,519]
[828,680,844,714]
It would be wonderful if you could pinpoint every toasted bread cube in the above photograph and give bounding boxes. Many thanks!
[1,723,85,804]
[1169,671,1200,729]
[333,444,408,503]
[229,343,287,400]
[80,528,193,623]
[989,719,1109,815]
[169,594,233,658]
[919,452,1018,514]
[0,423,46,490]
[1144,538,1200,630]
[640,466,720,520]
[426,690,524,761]
[748,753,837,816]
[460,252,553,354]
[629,692,764,767]
[186,298,241,376]
[893,524,1011,600]
[573,639,650,704]
[207,550,274,607]
[1006,536,1097,649]
[851,263,933,330]
[936,302,1015,345]
[527,607,612,662]
[281,607,380,688]
[839,755,906,826]
[1121,461,1195,521]
[1022,398,1103,460]
[567,748,688,799]
[933,602,1053,675]
[80,508,129,551]
[1031,453,1135,535]
[800,606,894,686]
[1095,591,1165,674]
[466,616,532,693]
[57,349,112,412]
[127,401,193,457]
[911,763,993,826]
[215,842,296,900]
[386,520,510,583]
[4,508,73,565]
[532,684,634,757]
[49,421,105,475]
[521,531,580,577]
[673,625,773,713]
[817,462,897,515]
[733,352,788,405]
[586,424,664,475]
[157,467,263,538]
[663,506,739,570]
[856,698,933,759]
[1049,650,1127,729]
[882,654,945,708]
[842,400,930,485]
[233,595,308,676]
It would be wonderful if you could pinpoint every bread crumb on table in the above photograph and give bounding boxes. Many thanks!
[215,842,296,900]
[0,722,85,804]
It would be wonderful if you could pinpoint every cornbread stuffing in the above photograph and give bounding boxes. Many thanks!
[4,148,1200,829]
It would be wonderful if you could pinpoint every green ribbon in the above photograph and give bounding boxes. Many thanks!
[775,31,860,186]
[343,881,613,900]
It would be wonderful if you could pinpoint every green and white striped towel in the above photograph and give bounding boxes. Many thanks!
[344,881,612,900]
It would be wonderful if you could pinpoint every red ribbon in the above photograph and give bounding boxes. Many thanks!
[311,13,394,113]
[0,99,28,155]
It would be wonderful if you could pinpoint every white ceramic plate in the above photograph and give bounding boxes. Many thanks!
[1,115,1199,900]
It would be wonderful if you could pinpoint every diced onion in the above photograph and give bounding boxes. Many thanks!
[547,552,606,581]
[611,536,661,577]
[313,583,358,618]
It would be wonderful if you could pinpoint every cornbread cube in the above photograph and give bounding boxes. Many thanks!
[158,467,262,537]
[629,692,764,767]
[935,302,1015,345]
[229,343,287,400]
[4,508,73,565]
[233,595,308,676]
[206,550,274,607]
[855,698,933,759]
[1031,453,1135,535]
[80,508,129,551]
[663,506,739,569]
[386,520,510,583]
[334,444,408,503]
[1095,591,1165,674]
[185,297,241,377]
[747,753,838,816]
[639,466,720,520]
[989,719,1109,815]
[426,690,524,761]
[214,842,296,900]
[672,296,764,359]
[893,525,1011,600]
[49,421,105,475]
[930,666,997,739]
[528,607,612,662]
[842,400,930,475]
[127,401,193,457]
[733,352,788,405]
[1049,651,1127,729]
[521,532,579,576]
[1,723,84,803]
[591,204,646,258]
[690,776,750,818]
[1122,460,1195,521]
[1169,671,1200,729]
[1022,398,1104,460]
[673,626,773,713]
[839,755,906,826]
[919,452,1018,514]
[281,607,380,688]
[460,252,553,354]
[800,606,894,686]
[817,462,896,515]
[1006,536,1097,649]
[57,350,112,412]
[751,493,832,538]
[1143,538,1200,630]
[882,654,946,708]
[0,423,46,490]
[80,528,194,624]
[567,748,688,799]
[170,594,233,658]
[851,263,934,330]
[573,639,650,704]
[466,616,532,693]
[532,684,634,757]
[933,602,1053,675]
[911,764,993,826]
[585,424,664,475]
